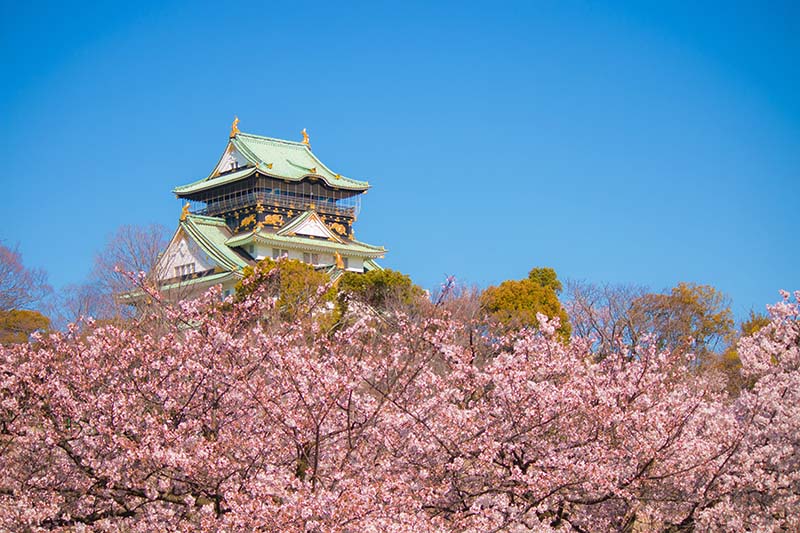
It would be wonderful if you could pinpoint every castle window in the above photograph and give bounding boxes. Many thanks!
[175,263,195,277]
[301,253,320,265]
[342,257,349,269]
[272,248,288,259]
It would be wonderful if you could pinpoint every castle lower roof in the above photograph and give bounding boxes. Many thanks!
[226,230,386,259]
[180,214,252,271]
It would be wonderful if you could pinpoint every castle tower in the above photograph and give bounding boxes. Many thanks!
[152,120,386,298]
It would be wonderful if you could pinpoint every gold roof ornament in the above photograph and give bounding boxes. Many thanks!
[230,116,240,138]
[180,202,190,221]
[309,167,317,174]
[301,128,310,146]
[335,252,344,269]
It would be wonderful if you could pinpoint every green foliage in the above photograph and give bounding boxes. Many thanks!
[718,310,770,395]
[338,269,423,309]
[528,267,562,294]
[235,258,334,321]
[740,310,770,337]
[481,267,571,341]
[0,309,50,345]
[630,282,734,359]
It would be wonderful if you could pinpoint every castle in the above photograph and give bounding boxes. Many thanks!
[151,119,386,299]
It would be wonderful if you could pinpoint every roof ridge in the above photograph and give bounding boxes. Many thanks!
[235,131,307,147]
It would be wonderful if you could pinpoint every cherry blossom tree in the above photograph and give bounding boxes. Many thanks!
[0,267,797,531]
[694,291,800,531]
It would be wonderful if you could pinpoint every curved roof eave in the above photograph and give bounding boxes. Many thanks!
[173,168,369,197]
[231,132,370,190]
[226,231,386,258]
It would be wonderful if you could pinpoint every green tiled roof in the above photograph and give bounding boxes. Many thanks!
[173,131,370,196]
[363,259,383,271]
[226,230,386,258]
[118,271,241,303]
[327,266,345,283]
[158,270,241,291]
[174,167,257,196]
[181,214,251,271]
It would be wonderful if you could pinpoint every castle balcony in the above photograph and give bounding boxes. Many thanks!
[189,190,359,219]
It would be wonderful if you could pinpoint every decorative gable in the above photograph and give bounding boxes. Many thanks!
[155,230,217,281]
[293,217,330,238]
[277,211,342,242]
[213,143,250,176]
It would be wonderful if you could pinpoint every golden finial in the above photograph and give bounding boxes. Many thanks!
[180,203,190,221]
[230,116,240,138]
[335,252,344,269]
[309,167,317,174]
[301,128,310,146]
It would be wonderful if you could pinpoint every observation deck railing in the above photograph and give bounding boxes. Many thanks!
[195,191,358,218]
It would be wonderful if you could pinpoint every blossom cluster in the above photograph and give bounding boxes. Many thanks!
[1,282,798,531]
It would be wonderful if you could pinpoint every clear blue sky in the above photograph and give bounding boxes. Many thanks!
[1,0,797,320]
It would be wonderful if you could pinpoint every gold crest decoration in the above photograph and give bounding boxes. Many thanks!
[330,222,347,236]
[263,214,284,226]
[237,214,256,230]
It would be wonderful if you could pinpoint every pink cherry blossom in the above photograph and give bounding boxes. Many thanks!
[0,277,797,531]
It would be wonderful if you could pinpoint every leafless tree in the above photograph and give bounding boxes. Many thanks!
[53,224,169,326]
[566,279,735,367]
[564,280,648,358]
[53,283,111,326]
[92,224,169,296]
[0,242,51,311]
